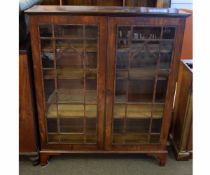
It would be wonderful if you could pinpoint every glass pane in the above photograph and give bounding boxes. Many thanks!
[118,26,131,39]
[86,105,97,117]
[44,79,55,103]
[115,79,127,103]
[58,104,84,118]
[86,52,97,68]
[116,70,128,79]
[57,79,84,90]
[86,118,96,134]
[155,79,168,103]
[151,119,162,133]
[39,25,52,37]
[55,25,83,38]
[113,119,124,134]
[133,27,161,40]
[130,44,158,69]
[86,135,96,143]
[86,105,97,134]
[43,69,55,79]
[60,134,84,144]
[114,104,125,118]
[113,133,148,144]
[41,24,99,145]
[150,134,160,144]
[56,39,83,53]
[116,50,129,69]
[41,39,53,51]
[47,118,57,133]
[86,78,97,89]
[48,134,59,143]
[127,104,152,118]
[124,133,148,144]
[42,52,54,68]
[162,27,176,39]
[47,104,57,118]
[129,68,156,79]
[160,52,172,69]
[126,118,150,133]
[56,52,83,68]
[128,80,154,102]
[112,25,175,145]
[86,39,97,52]
[85,26,98,38]
[60,118,83,132]
[153,104,164,118]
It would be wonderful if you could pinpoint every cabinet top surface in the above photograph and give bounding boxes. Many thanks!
[25,5,190,17]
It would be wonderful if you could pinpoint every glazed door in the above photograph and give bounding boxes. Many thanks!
[105,17,184,151]
[30,16,106,150]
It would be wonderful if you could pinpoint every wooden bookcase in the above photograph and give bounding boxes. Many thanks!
[26,5,190,166]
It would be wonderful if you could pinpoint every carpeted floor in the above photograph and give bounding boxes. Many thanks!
[19,148,192,175]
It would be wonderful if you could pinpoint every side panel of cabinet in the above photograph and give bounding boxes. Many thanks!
[19,51,38,153]
[105,17,185,151]
[29,15,107,151]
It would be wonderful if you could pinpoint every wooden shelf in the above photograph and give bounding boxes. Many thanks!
[40,37,98,40]
[47,89,97,104]
[48,133,96,144]
[113,133,160,144]
[43,68,97,79]
[114,104,163,119]
[116,68,169,80]
[47,103,97,118]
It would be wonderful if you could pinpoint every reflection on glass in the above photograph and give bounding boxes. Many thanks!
[55,25,83,38]
[42,52,54,68]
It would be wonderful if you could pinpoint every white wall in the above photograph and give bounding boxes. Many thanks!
[171,0,193,9]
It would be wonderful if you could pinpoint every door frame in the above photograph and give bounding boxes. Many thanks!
[105,16,186,151]
[29,15,107,151]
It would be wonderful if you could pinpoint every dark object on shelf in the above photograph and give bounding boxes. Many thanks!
[170,59,192,161]
[19,45,39,165]
[26,5,190,166]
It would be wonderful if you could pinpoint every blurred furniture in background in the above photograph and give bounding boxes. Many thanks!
[19,0,41,165]
[170,60,192,160]
[19,46,39,165]
[180,9,192,59]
